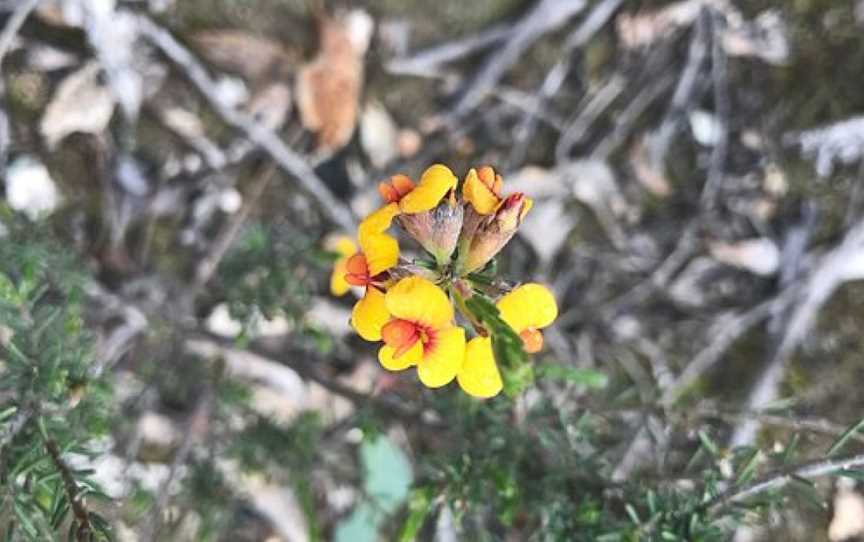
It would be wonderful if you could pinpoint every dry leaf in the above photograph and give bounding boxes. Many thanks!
[829,482,864,541]
[708,238,780,276]
[360,101,399,168]
[192,29,296,82]
[629,136,672,197]
[246,82,293,131]
[40,62,115,148]
[519,199,575,264]
[5,156,62,220]
[296,9,374,153]
[397,128,422,158]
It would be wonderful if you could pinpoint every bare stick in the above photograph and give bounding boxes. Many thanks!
[0,406,33,451]
[660,286,799,407]
[646,9,710,173]
[193,163,277,290]
[511,0,624,165]
[700,10,731,209]
[135,14,357,232]
[386,22,514,77]
[705,452,864,515]
[730,217,864,447]
[452,0,588,116]
[43,432,93,541]
[0,0,40,176]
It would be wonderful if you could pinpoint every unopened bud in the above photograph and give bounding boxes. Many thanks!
[398,191,464,265]
[459,193,532,274]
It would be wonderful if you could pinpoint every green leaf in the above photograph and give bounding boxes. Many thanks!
[463,293,527,371]
[0,271,19,305]
[398,488,435,542]
[827,417,864,457]
[536,364,608,389]
[697,430,719,458]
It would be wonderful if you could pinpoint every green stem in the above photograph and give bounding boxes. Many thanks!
[449,282,485,336]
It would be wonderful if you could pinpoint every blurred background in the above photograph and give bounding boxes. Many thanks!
[3,0,864,540]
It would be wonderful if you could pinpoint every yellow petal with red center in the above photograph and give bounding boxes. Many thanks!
[399,164,457,214]
[457,337,503,399]
[417,326,465,388]
[378,340,423,371]
[330,257,351,296]
[351,288,390,341]
[384,276,453,329]
[463,168,500,215]
[496,283,558,333]
[358,203,400,276]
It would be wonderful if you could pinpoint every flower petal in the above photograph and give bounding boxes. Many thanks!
[463,168,500,215]
[330,257,351,296]
[385,276,453,329]
[332,235,358,258]
[351,288,390,341]
[378,340,423,371]
[358,203,400,276]
[457,337,502,399]
[399,164,457,214]
[417,326,465,388]
[496,283,558,333]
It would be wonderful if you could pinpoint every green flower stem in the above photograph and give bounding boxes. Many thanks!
[449,281,486,336]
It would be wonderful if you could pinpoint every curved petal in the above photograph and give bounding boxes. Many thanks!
[385,276,453,329]
[457,337,503,399]
[496,283,558,333]
[361,233,399,276]
[351,288,391,341]
[378,340,423,371]
[332,236,358,258]
[330,257,351,296]
[399,164,457,214]
[358,203,400,276]
[463,168,499,215]
[417,326,465,388]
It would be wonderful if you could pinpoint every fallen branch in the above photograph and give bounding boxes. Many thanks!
[452,0,588,116]
[136,14,357,232]
[705,452,864,515]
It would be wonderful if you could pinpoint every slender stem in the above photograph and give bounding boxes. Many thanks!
[449,281,485,335]
[42,426,92,541]
[705,452,864,515]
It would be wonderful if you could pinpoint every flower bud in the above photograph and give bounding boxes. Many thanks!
[397,190,464,265]
[459,192,532,274]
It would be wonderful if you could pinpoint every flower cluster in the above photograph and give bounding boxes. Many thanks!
[329,164,557,398]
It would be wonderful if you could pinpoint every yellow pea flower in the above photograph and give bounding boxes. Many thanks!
[347,204,401,341]
[378,164,458,215]
[457,283,557,399]
[357,276,466,388]
[462,166,503,215]
[457,336,502,399]
[497,283,558,353]
[327,235,358,297]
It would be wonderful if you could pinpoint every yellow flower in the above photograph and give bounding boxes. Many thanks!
[457,337,502,398]
[457,283,557,399]
[462,166,503,215]
[379,164,457,215]
[357,202,401,276]
[497,283,557,353]
[346,204,402,342]
[327,235,358,297]
[358,276,466,388]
